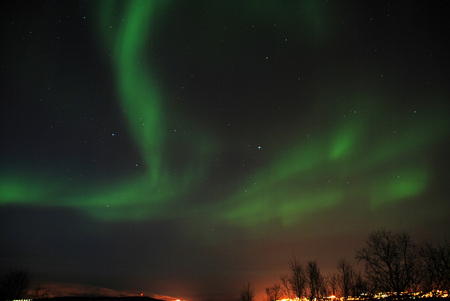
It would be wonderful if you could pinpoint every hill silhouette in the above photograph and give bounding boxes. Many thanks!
[36,297,162,301]
[27,282,179,301]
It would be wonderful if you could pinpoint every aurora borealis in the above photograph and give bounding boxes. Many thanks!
[1,1,449,300]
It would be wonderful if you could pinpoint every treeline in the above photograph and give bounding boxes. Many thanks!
[0,266,32,301]
[241,229,450,301]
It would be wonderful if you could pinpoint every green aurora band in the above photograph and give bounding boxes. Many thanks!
[1,0,216,221]
[0,1,448,227]
[220,108,447,228]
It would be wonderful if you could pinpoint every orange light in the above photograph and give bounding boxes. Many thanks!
[141,293,144,296]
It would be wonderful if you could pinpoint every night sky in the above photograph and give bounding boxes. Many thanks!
[1,1,449,301]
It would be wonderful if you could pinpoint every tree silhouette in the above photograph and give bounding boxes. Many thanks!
[327,273,339,297]
[0,266,31,301]
[243,229,447,300]
[282,257,307,300]
[336,259,354,299]
[280,274,294,300]
[32,281,49,299]
[240,280,255,301]
[419,239,450,292]
[356,229,418,296]
[265,283,283,301]
[306,261,324,301]
[352,271,367,297]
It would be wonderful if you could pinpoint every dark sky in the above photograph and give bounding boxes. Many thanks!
[1,1,449,301]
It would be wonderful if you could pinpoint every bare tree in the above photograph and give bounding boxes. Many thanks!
[306,261,324,301]
[283,257,307,300]
[320,275,329,298]
[356,229,418,296]
[240,280,255,301]
[419,239,450,291]
[265,283,283,301]
[336,259,354,299]
[327,273,339,297]
[31,281,49,299]
[280,274,294,300]
[0,266,31,301]
[352,271,367,297]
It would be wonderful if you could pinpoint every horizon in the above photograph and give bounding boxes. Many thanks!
[6,230,449,301]
[1,1,449,301]
[13,278,450,301]
[14,279,450,301]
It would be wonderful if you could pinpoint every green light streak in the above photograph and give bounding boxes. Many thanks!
[219,96,448,229]
[223,183,342,228]
[0,174,50,204]
[113,0,164,184]
[0,2,447,226]
[329,122,361,161]
[370,168,429,208]
[1,0,215,221]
